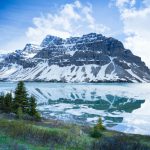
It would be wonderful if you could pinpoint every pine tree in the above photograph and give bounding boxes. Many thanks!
[29,95,41,120]
[0,94,5,111]
[4,93,13,113]
[95,117,105,130]
[0,82,41,121]
[29,96,37,116]
[0,95,2,110]
[14,81,29,113]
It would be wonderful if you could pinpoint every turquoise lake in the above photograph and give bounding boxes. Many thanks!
[0,82,150,135]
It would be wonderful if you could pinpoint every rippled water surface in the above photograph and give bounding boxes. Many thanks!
[0,82,150,135]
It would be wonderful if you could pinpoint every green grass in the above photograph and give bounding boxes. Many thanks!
[0,132,49,150]
[0,118,150,150]
[0,119,93,150]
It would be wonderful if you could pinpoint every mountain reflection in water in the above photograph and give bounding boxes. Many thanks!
[0,82,150,135]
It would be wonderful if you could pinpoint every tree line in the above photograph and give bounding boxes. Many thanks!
[0,81,40,120]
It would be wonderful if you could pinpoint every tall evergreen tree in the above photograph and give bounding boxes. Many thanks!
[29,95,41,120]
[14,81,29,113]
[0,82,40,121]
[4,93,13,113]
[29,96,37,116]
[0,94,5,111]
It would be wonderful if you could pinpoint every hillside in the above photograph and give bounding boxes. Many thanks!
[0,33,150,82]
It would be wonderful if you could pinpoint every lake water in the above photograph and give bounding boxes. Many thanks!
[0,82,150,135]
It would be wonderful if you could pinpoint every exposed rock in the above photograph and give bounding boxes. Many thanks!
[0,33,150,83]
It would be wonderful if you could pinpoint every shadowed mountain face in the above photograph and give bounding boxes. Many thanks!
[0,33,150,82]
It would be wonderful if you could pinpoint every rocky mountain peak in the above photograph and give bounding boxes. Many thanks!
[40,35,64,47]
[23,44,42,52]
[0,33,150,83]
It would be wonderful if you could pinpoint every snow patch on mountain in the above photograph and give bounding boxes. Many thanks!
[22,44,43,58]
[0,33,150,82]
[0,61,147,83]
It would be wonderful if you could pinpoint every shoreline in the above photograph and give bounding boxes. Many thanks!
[0,79,141,83]
[1,112,150,137]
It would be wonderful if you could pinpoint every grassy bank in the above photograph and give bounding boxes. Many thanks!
[0,118,92,150]
[0,115,150,150]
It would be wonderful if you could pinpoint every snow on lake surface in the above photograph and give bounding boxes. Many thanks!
[0,82,150,135]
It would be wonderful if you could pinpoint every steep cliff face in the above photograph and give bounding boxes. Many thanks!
[0,33,150,82]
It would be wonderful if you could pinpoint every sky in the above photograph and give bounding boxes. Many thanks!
[0,0,150,66]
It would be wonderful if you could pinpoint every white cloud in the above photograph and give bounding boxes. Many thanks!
[115,0,136,8]
[26,0,110,44]
[114,0,150,66]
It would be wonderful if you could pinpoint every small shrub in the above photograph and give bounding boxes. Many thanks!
[95,118,105,130]
[91,126,102,138]
[91,117,105,138]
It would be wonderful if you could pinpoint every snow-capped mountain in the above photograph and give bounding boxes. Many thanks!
[0,33,150,82]
[22,44,43,58]
[0,53,7,62]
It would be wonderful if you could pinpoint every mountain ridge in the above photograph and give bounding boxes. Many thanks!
[0,33,150,83]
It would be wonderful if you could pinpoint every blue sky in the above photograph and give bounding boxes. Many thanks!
[0,0,150,66]
[0,0,123,50]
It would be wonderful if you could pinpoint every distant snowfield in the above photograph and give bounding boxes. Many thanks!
[0,82,150,135]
